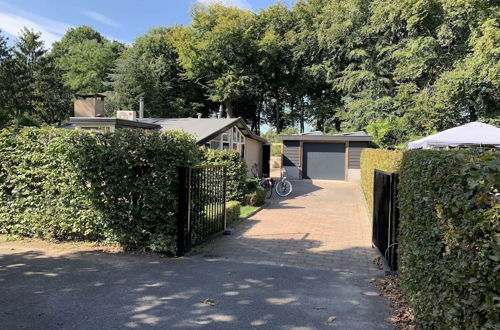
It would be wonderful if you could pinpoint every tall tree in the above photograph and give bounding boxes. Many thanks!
[0,30,14,127]
[51,26,125,93]
[172,4,259,118]
[111,27,212,118]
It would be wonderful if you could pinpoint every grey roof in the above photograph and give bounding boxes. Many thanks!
[279,131,372,142]
[69,117,161,130]
[138,117,268,145]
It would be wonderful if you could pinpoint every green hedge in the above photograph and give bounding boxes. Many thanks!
[360,148,403,214]
[0,127,199,252]
[226,201,241,225]
[398,150,499,329]
[245,186,267,206]
[202,148,247,202]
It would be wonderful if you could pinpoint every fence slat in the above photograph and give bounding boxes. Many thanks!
[177,165,227,255]
[372,169,399,271]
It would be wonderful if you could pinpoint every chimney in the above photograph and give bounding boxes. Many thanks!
[197,113,202,119]
[74,94,105,117]
[217,104,223,119]
[139,97,144,119]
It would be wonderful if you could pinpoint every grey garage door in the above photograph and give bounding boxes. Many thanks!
[303,143,346,180]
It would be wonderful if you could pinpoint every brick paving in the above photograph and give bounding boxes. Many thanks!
[204,180,381,274]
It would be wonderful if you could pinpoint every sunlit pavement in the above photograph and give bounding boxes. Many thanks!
[0,181,391,329]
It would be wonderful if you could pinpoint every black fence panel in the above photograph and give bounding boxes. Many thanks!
[177,165,227,255]
[262,144,271,178]
[372,169,399,271]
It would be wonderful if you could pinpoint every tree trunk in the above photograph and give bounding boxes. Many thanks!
[225,100,234,118]
[275,99,281,134]
[299,98,305,134]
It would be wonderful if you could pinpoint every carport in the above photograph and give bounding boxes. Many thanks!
[279,132,373,181]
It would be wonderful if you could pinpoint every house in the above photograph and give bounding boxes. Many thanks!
[279,132,373,181]
[63,94,269,178]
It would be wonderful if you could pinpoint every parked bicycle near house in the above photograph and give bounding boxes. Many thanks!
[275,168,293,197]
[251,162,274,198]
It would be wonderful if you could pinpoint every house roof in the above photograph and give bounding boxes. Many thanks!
[408,122,500,149]
[138,117,268,145]
[279,131,372,142]
[69,117,161,130]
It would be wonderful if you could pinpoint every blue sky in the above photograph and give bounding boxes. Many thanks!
[0,0,290,46]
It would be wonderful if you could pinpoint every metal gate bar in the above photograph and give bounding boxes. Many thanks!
[177,165,227,256]
[372,169,399,271]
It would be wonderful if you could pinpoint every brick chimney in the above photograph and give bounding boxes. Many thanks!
[74,94,105,117]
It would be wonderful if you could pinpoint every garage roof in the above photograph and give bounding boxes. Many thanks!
[279,131,372,142]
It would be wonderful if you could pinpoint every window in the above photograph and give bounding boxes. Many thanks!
[206,127,246,155]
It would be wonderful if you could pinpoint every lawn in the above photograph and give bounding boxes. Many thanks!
[240,205,259,218]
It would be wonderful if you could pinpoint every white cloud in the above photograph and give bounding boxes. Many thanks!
[82,10,121,28]
[197,0,253,10]
[0,2,71,46]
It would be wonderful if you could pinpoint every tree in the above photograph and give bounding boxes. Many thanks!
[0,30,14,127]
[51,26,125,93]
[111,27,212,118]
[7,28,71,126]
[172,4,259,118]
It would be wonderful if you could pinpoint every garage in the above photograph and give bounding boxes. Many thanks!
[279,132,373,181]
[303,143,345,180]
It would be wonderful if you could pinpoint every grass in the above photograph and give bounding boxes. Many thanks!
[240,205,259,218]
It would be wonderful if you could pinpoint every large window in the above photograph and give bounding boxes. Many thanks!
[207,126,245,156]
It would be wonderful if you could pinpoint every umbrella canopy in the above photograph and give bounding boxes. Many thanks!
[408,122,500,149]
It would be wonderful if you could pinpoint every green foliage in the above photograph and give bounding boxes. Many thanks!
[271,144,281,157]
[360,148,403,214]
[398,150,500,329]
[3,28,72,126]
[51,26,125,93]
[110,27,210,118]
[201,148,247,202]
[171,4,258,118]
[0,128,199,253]
[226,201,241,225]
[244,186,267,207]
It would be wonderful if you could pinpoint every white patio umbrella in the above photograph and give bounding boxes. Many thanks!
[408,122,500,149]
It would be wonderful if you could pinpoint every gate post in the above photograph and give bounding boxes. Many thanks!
[177,167,189,256]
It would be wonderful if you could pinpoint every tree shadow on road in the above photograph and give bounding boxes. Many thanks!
[0,243,390,329]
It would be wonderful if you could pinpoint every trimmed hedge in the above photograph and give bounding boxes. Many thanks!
[226,201,241,225]
[398,150,499,329]
[202,148,247,202]
[0,127,200,252]
[360,148,403,213]
[245,187,267,206]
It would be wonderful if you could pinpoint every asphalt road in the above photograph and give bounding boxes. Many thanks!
[0,248,391,329]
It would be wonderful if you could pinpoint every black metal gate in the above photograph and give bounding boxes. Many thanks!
[177,165,227,255]
[372,169,399,271]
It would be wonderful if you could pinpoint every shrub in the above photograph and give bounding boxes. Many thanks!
[226,201,241,225]
[201,148,247,202]
[0,127,200,253]
[245,186,267,206]
[398,150,499,329]
[271,144,281,157]
[360,148,403,214]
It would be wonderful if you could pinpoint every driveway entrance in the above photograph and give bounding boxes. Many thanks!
[204,180,380,274]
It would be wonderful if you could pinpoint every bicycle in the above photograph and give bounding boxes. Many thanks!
[251,162,274,199]
[275,168,293,197]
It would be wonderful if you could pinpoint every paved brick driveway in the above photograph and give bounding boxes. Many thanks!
[204,180,381,274]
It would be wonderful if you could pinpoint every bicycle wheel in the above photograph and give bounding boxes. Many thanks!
[275,180,292,197]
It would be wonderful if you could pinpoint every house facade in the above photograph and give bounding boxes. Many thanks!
[64,95,269,178]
